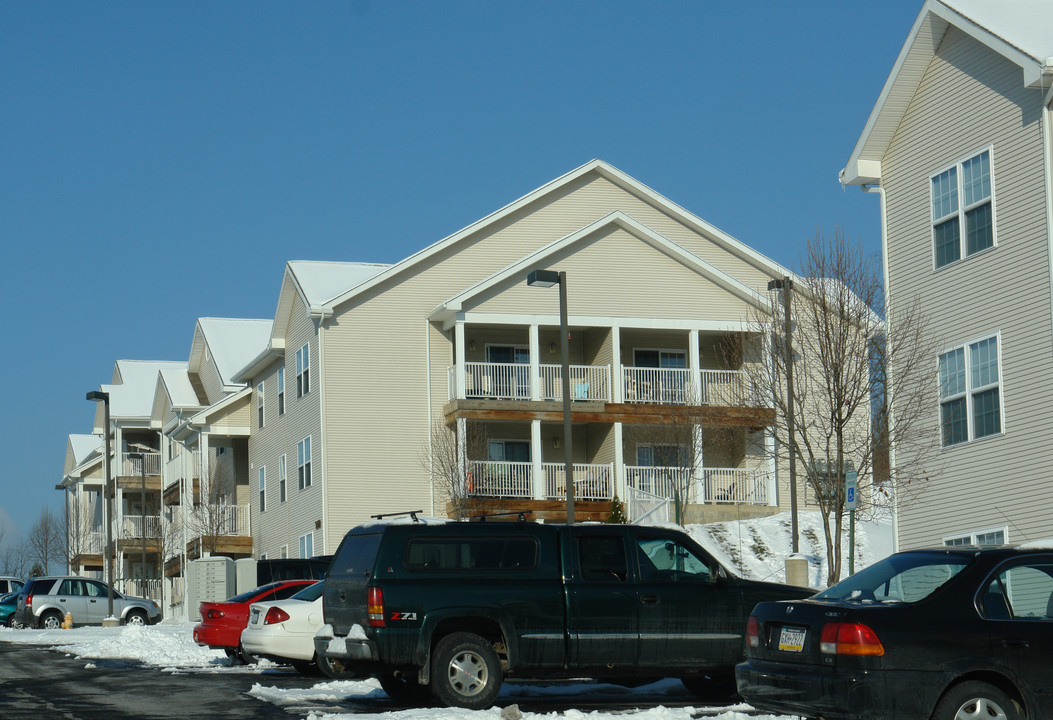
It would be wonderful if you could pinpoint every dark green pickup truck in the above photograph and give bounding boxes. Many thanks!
[314,518,810,708]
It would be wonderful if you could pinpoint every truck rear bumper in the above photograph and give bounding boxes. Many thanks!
[314,633,378,662]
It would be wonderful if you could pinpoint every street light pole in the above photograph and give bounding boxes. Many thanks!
[527,269,574,524]
[767,278,799,554]
[128,452,147,598]
[86,390,116,620]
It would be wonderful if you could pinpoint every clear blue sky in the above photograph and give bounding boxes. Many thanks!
[0,0,923,542]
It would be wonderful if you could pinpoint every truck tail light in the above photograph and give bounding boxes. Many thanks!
[367,586,385,627]
[745,615,760,648]
[820,622,885,656]
[264,607,290,625]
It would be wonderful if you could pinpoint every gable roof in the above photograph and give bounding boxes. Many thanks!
[321,159,795,315]
[189,317,273,391]
[93,360,187,428]
[841,0,1053,186]
[429,211,772,328]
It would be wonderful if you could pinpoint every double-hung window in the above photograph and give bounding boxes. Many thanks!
[256,381,265,428]
[932,149,994,268]
[939,335,1002,446]
[299,532,313,559]
[279,454,287,502]
[297,436,312,490]
[296,344,310,398]
[277,367,286,415]
[258,466,266,513]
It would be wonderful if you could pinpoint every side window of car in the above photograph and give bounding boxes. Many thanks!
[59,580,77,595]
[85,581,106,598]
[996,563,1053,620]
[578,536,627,582]
[636,537,712,582]
[273,585,306,600]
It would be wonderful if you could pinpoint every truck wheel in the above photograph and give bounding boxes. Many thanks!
[430,632,502,709]
[378,671,432,705]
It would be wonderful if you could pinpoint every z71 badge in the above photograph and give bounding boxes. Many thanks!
[389,611,418,621]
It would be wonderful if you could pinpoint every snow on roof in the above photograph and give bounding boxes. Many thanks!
[288,261,391,308]
[158,366,201,408]
[68,434,102,466]
[196,317,273,387]
[944,0,1053,63]
[103,360,187,419]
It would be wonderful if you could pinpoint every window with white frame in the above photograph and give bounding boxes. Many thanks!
[258,466,266,513]
[932,149,994,269]
[296,344,310,398]
[257,381,265,429]
[939,335,1002,446]
[299,531,314,559]
[297,436,312,490]
[279,454,287,502]
[277,366,286,415]
[280,545,288,559]
[944,527,1007,547]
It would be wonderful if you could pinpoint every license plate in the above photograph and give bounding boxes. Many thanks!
[250,609,259,624]
[778,626,806,652]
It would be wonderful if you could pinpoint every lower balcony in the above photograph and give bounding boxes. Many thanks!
[625,466,771,505]
[466,461,613,501]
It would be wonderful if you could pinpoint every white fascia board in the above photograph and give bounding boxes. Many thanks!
[459,311,754,334]
[230,342,284,384]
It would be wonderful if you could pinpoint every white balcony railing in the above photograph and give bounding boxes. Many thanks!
[116,577,163,603]
[538,364,611,402]
[120,451,162,477]
[73,530,105,556]
[702,468,770,504]
[164,449,198,492]
[466,461,532,498]
[623,367,694,404]
[542,462,614,501]
[464,362,532,400]
[698,369,750,406]
[188,504,250,536]
[625,465,697,501]
[122,515,164,539]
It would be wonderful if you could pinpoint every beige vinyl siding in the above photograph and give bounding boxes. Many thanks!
[246,300,324,559]
[882,27,1052,548]
[197,351,227,405]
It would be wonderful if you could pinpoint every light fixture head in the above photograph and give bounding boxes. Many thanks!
[527,269,560,288]
[549,342,556,354]
[468,340,476,352]
[86,390,109,403]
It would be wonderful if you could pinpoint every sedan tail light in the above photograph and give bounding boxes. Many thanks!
[206,608,225,620]
[367,586,385,627]
[264,607,290,625]
[820,622,885,656]
[745,615,760,648]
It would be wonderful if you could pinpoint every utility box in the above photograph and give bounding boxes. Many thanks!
[186,556,235,621]
[235,558,258,595]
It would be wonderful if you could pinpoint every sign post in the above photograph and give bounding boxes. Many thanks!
[846,469,858,575]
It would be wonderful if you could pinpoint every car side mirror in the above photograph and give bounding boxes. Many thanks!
[713,565,728,584]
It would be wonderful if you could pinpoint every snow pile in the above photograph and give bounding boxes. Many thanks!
[688,510,893,589]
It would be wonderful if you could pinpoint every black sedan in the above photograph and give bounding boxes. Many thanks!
[737,544,1053,720]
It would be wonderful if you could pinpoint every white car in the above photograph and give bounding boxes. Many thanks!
[240,580,325,674]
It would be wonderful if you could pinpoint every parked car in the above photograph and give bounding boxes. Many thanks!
[737,543,1053,720]
[12,576,161,629]
[0,577,24,595]
[240,581,325,674]
[193,580,316,663]
[0,592,19,627]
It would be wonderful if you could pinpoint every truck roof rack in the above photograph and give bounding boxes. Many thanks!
[370,510,425,522]
[470,511,531,523]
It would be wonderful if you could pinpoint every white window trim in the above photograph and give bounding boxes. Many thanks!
[299,531,314,559]
[280,544,288,559]
[930,145,997,271]
[257,381,265,429]
[938,331,1005,447]
[258,466,266,513]
[277,366,286,415]
[297,436,313,490]
[943,525,1008,547]
[632,347,688,366]
[279,453,287,503]
[296,343,311,398]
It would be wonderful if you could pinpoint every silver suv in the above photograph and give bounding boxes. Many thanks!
[13,576,161,629]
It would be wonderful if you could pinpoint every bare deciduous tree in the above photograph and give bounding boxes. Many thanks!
[25,507,66,575]
[420,416,493,520]
[743,229,941,584]
[189,451,240,556]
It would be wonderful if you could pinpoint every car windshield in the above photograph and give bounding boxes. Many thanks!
[816,551,972,604]
[292,581,324,601]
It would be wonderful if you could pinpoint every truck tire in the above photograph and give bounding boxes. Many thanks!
[379,670,432,705]
[430,632,503,709]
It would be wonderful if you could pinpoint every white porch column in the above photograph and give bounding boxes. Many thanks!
[688,329,703,502]
[528,324,541,401]
[454,321,467,400]
[456,417,467,498]
[688,329,701,401]
[613,422,627,503]
[611,325,623,403]
[531,420,545,500]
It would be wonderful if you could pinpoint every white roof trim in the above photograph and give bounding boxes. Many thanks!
[324,159,794,314]
[842,0,1051,186]
[429,211,774,326]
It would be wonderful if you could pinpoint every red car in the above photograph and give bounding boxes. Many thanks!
[193,580,315,663]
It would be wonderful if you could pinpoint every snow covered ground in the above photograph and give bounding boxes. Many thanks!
[0,512,893,720]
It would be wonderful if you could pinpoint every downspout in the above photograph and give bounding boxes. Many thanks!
[425,320,435,517]
[863,182,899,554]
[1042,67,1053,374]
[316,317,327,555]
